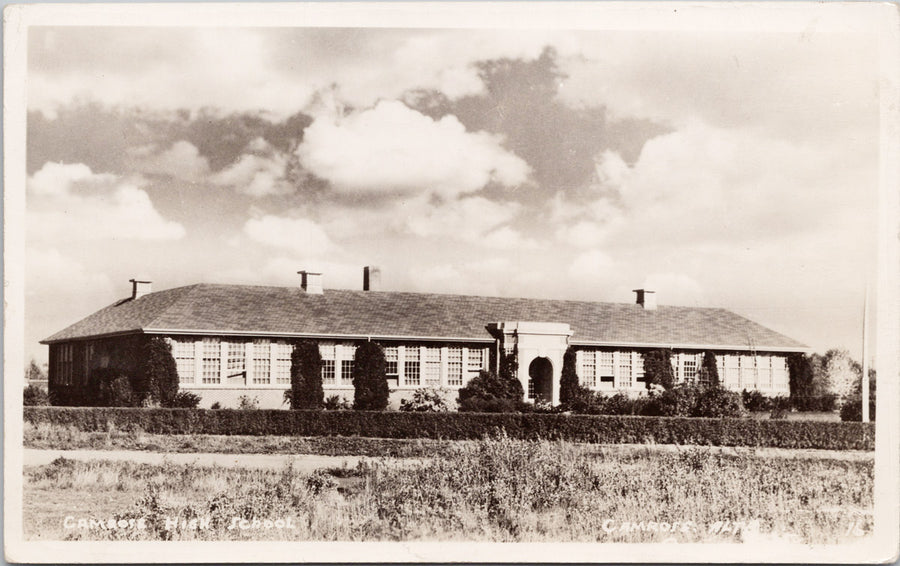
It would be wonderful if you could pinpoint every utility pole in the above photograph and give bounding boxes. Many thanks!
[862,286,870,423]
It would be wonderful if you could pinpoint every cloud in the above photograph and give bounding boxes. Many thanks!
[127,140,211,181]
[296,100,530,198]
[27,162,186,242]
[211,139,292,196]
[641,273,707,306]
[242,214,334,255]
[567,249,616,281]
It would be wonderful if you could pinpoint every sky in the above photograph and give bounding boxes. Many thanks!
[22,19,882,367]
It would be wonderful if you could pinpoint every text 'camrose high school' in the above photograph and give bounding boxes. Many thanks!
[42,266,808,409]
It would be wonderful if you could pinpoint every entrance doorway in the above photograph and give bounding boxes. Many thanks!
[528,357,553,403]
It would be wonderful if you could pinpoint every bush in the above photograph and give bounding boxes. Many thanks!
[558,347,581,407]
[600,392,641,416]
[399,387,451,412]
[23,384,49,406]
[136,337,179,407]
[841,372,876,422]
[741,389,772,412]
[643,349,675,390]
[691,387,745,418]
[352,342,389,411]
[498,348,525,401]
[324,394,351,411]
[210,402,222,410]
[170,391,201,409]
[792,394,838,412]
[700,351,720,388]
[85,368,136,407]
[458,370,521,413]
[237,395,259,410]
[644,386,702,417]
[23,406,875,451]
[289,340,323,410]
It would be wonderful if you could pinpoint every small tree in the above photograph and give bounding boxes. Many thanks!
[699,350,720,388]
[498,346,525,401]
[135,337,179,407]
[559,346,583,407]
[787,352,815,400]
[352,341,389,410]
[289,340,323,410]
[643,349,675,390]
[26,359,47,383]
[457,370,520,412]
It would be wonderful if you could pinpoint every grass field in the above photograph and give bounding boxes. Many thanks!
[23,435,873,543]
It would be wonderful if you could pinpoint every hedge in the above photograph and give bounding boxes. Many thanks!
[24,407,874,451]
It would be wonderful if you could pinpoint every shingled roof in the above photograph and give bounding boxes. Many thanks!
[41,283,808,351]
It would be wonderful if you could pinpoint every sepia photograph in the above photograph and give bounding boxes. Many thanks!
[4,2,899,563]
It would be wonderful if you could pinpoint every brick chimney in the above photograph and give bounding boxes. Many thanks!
[363,266,381,291]
[633,289,657,310]
[299,271,323,294]
[130,279,152,300]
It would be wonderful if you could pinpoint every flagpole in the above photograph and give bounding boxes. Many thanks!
[861,285,870,423]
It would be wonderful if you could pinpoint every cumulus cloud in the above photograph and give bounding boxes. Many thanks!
[296,100,530,198]
[567,249,616,281]
[27,162,186,242]
[127,140,211,181]
[211,139,292,196]
[243,214,334,255]
[641,273,707,306]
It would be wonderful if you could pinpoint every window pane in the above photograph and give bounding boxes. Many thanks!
[447,347,463,387]
[321,359,336,385]
[424,347,441,386]
[384,346,399,377]
[252,340,270,384]
[202,339,221,384]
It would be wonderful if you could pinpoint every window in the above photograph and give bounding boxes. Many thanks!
[725,355,740,388]
[634,354,645,385]
[758,356,773,389]
[384,346,399,378]
[252,339,271,384]
[173,339,196,384]
[321,360,336,385]
[617,353,633,388]
[341,360,354,383]
[423,347,441,386]
[447,347,463,387]
[773,356,788,390]
[226,341,246,379]
[467,347,485,379]
[405,347,420,386]
[740,355,757,389]
[56,344,74,385]
[580,351,597,388]
[201,338,221,384]
[527,376,536,400]
[599,351,614,387]
[682,355,698,385]
[273,342,292,385]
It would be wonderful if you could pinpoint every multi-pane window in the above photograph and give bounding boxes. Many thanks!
[273,342,292,385]
[226,341,246,379]
[56,344,74,385]
[634,354,645,384]
[581,352,597,388]
[527,376,536,399]
[252,339,271,384]
[384,346,399,378]
[758,356,773,389]
[599,351,615,387]
[320,343,336,385]
[405,347,420,386]
[447,347,463,387]
[773,356,788,390]
[172,340,196,384]
[321,360,336,385]
[423,347,441,386]
[740,355,757,389]
[341,360,354,383]
[467,348,485,378]
[618,354,633,388]
[202,338,221,384]
[724,355,740,388]
[682,355,698,385]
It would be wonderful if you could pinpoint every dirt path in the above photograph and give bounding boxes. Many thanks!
[22,448,414,472]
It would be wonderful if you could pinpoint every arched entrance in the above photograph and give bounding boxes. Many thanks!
[528,357,553,403]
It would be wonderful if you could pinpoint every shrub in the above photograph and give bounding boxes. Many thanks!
[741,389,772,412]
[691,387,745,418]
[558,347,581,407]
[498,347,525,401]
[458,370,520,413]
[237,395,259,411]
[135,337,179,407]
[699,351,719,388]
[352,342,389,411]
[601,392,640,416]
[643,349,675,390]
[792,394,838,412]
[324,395,351,411]
[210,402,222,410]
[170,391,201,409]
[23,406,875,451]
[788,352,815,400]
[399,387,451,412]
[23,384,49,406]
[644,385,702,417]
[289,340,323,410]
[840,371,876,422]
[86,368,136,407]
